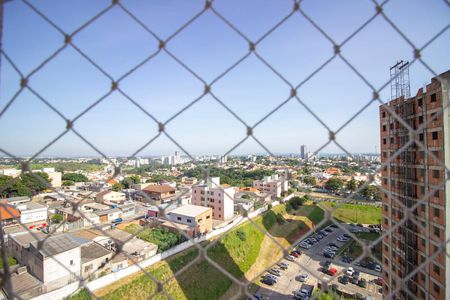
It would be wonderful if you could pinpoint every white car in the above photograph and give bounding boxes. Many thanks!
[286,255,296,262]
[375,264,382,272]
[345,267,354,276]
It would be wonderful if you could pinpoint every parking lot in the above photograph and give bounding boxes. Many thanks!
[254,224,382,300]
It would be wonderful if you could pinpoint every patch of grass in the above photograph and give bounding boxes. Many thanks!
[124,224,186,253]
[321,202,381,224]
[68,289,92,300]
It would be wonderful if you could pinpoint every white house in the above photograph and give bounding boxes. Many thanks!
[16,202,47,224]
[252,174,289,198]
[96,190,126,205]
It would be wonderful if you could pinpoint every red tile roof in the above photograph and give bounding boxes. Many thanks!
[143,185,175,194]
[0,200,20,220]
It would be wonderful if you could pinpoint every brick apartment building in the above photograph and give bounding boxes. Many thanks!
[380,70,449,300]
[191,177,235,221]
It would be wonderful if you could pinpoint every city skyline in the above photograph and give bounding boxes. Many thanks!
[1,0,449,157]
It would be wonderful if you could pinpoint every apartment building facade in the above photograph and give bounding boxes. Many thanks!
[191,177,235,220]
[380,70,449,300]
[253,174,289,198]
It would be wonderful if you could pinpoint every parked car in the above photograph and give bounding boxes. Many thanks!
[269,269,281,277]
[323,252,335,258]
[327,268,337,276]
[358,278,367,288]
[353,271,360,279]
[375,264,382,272]
[265,274,278,282]
[290,251,299,258]
[277,262,288,270]
[286,255,296,262]
[325,228,333,232]
[352,277,359,285]
[261,277,275,285]
[323,260,331,267]
[374,277,384,286]
[345,267,354,276]
[298,274,309,282]
[328,243,338,247]
[338,275,349,285]
[330,224,338,228]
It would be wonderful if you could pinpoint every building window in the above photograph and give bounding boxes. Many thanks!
[432,131,438,140]
[390,137,394,144]
[384,205,388,212]
[421,238,425,246]
[421,272,425,281]
[432,170,440,179]
[433,207,440,217]
[382,125,386,132]
[219,214,221,218]
[430,93,436,103]
[421,204,425,211]
[70,260,74,266]
[433,283,440,294]
[187,219,192,223]
[434,264,440,275]
[218,207,221,211]
[418,116,423,124]
[177,217,181,221]
[384,218,388,225]
[419,133,424,141]
[434,190,440,198]
[382,111,386,118]
[434,226,440,237]
[418,98,423,106]
[431,112,438,121]
[383,152,387,158]
[383,138,387,145]
[206,215,210,219]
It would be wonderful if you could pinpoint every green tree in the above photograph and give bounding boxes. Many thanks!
[360,185,382,201]
[20,172,51,194]
[325,177,344,193]
[121,175,141,188]
[62,173,89,182]
[51,214,63,223]
[302,175,317,186]
[62,180,74,186]
[0,175,32,197]
[346,177,357,192]
[112,182,124,192]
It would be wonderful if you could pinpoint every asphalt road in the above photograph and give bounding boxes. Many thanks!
[255,225,383,300]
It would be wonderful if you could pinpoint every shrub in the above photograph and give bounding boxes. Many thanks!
[267,203,272,210]
[236,229,246,241]
[276,213,285,224]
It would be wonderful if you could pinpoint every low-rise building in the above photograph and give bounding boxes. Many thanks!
[94,208,122,222]
[27,234,86,291]
[96,190,126,205]
[191,177,235,221]
[8,232,47,265]
[253,174,289,198]
[142,185,176,201]
[167,204,212,236]
[0,200,21,226]
[81,242,113,279]
[4,196,31,206]
[16,202,47,225]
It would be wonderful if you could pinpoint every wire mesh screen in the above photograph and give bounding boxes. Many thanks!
[0,0,449,300]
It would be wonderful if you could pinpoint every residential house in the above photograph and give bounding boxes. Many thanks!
[16,202,48,225]
[0,200,20,226]
[167,204,212,236]
[252,174,289,198]
[96,190,126,205]
[142,185,176,201]
[80,242,113,279]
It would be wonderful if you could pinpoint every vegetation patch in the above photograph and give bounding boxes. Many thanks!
[124,224,186,253]
[320,202,381,224]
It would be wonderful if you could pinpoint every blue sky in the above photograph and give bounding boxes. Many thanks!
[1,0,449,158]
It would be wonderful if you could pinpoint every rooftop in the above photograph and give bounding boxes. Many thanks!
[11,232,47,247]
[168,204,212,217]
[17,202,46,211]
[0,201,20,220]
[30,233,89,257]
[81,242,112,264]
[143,185,176,193]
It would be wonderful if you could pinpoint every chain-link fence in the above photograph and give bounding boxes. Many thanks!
[0,0,449,300]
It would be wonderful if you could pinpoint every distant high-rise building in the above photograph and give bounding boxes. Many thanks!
[380,70,449,300]
[300,145,307,159]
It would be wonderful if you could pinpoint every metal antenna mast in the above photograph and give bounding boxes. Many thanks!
[390,60,411,100]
